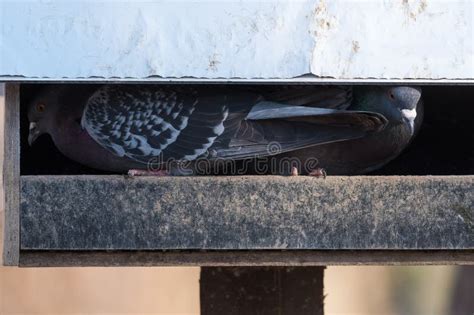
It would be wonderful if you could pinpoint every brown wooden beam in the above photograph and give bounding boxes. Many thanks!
[200,266,324,315]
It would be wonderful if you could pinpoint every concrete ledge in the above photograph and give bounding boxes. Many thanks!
[20,176,474,252]
[19,250,474,267]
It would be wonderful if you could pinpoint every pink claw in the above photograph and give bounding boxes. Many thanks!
[308,168,327,179]
[290,166,299,176]
[127,169,170,176]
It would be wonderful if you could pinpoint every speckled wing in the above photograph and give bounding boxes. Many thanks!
[81,85,252,164]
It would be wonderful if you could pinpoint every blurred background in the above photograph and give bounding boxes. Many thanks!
[1,265,470,315]
[1,84,472,315]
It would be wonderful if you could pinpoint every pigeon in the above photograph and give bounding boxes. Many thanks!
[26,84,421,175]
[272,86,423,175]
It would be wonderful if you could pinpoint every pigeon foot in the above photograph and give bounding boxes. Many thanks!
[127,169,170,176]
[308,168,327,179]
[290,166,299,176]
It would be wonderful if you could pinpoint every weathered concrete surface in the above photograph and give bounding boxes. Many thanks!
[20,175,473,251]
[2,84,20,266]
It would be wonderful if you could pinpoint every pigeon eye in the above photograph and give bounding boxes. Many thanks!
[36,103,46,113]
[388,92,395,100]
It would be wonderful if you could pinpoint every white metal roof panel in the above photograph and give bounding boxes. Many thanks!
[0,0,473,82]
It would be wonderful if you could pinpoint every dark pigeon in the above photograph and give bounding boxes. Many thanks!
[273,86,423,175]
[27,85,421,175]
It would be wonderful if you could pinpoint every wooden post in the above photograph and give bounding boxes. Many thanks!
[200,266,325,315]
[2,83,20,266]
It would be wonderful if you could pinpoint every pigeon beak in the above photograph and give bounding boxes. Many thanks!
[28,122,41,146]
[400,108,417,135]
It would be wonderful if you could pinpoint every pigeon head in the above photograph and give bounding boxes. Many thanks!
[352,86,423,135]
[27,85,99,146]
[27,85,64,146]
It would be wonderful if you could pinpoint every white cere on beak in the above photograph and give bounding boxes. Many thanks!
[29,122,37,131]
[401,108,417,120]
[401,108,417,134]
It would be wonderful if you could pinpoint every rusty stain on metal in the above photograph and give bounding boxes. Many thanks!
[402,0,429,22]
[352,41,360,53]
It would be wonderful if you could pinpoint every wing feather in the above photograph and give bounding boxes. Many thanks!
[82,85,252,164]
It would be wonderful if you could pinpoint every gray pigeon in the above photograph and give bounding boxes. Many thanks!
[27,85,421,175]
[273,86,423,175]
